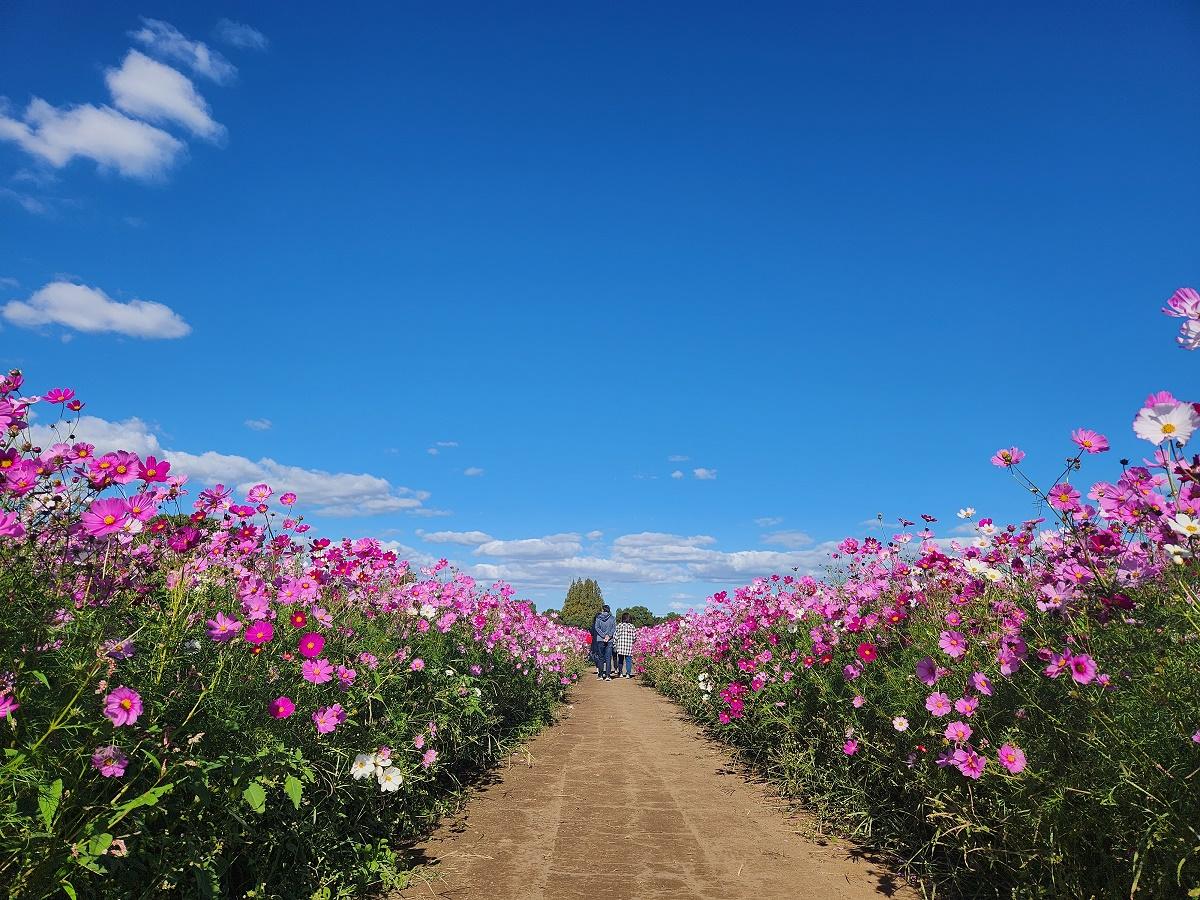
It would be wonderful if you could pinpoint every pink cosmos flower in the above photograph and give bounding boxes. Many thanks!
[0,692,18,718]
[269,696,295,719]
[422,748,439,768]
[206,611,242,642]
[944,721,972,743]
[91,745,129,777]
[1070,429,1110,454]
[410,658,425,672]
[280,492,297,506]
[313,703,346,734]
[1047,483,1081,511]
[82,498,130,538]
[938,630,967,659]
[954,696,979,717]
[954,747,986,779]
[1163,286,1200,319]
[991,447,1025,467]
[244,621,274,645]
[0,511,25,539]
[1068,653,1097,685]
[138,456,171,483]
[246,483,273,503]
[336,665,356,689]
[44,387,75,404]
[925,692,952,717]
[125,493,158,521]
[851,695,865,708]
[414,734,426,750]
[855,642,877,663]
[1191,730,1200,744]
[842,739,858,756]
[915,657,939,686]
[971,672,993,696]
[998,743,1026,774]
[298,632,325,659]
[302,658,334,684]
[103,686,142,727]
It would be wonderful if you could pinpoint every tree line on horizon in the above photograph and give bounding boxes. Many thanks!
[545,578,684,630]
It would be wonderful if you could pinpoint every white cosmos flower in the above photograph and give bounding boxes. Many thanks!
[419,603,437,619]
[1133,402,1200,446]
[963,558,988,576]
[956,507,976,520]
[972,537,990,549]
[1168,514,1200,539]
[892,716,909,732]
[378,766,404,792]
[350,753,375,780]
[983,567,1004,583]
[979,523,997,536]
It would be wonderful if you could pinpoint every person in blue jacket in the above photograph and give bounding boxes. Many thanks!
[592,605,616,680]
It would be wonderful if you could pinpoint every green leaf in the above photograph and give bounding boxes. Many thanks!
[242,781,267,814]
[284,775,303,810]
[61,882,77,900]
[84,832,113,858]
[38,778,63,830]
[28,670,50,689]
[107,782,174,828]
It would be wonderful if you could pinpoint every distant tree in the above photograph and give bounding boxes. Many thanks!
[615,605,656,627]
[560,578,604,629]
[660,612,684,623]
[541,608,559,619]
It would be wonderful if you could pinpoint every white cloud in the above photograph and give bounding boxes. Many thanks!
[435,441,458,448]
[464,467,484,477]
[130,18,236,83]
[754,516,784,528]
[0,276,19,289]
[244,418,272,431]
[0,187,49,215]
[669,601,694,611]
[0,98,184,179]
[668,454,689,462]
[693,467,717,480]
[106,51,224,141]
[670,470,684,479]
[474,533,582,560]
[586,530,604,540]
[419,530,494,546]
[2,281,190,339]
[761,529,814,548]
[215,19,269,51]
[426,447,439,455]
[27,415,436,519]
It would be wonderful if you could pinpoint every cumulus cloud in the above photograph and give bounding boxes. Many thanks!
[474,533,582,560]
[215,19,268,51]
[586,530,603,540]
[0,98,184,179]
[419,530,494,546]
[2,281,190,339]
[670,470,684,479]
[26,415,438,519]
[761,529,814,548]
[130,18,236,83]
[693,467,717,480]
[244,418,272,431]
[106,51,224,140]
[463,467,484,477]
[0,187,49,215]
[754,516,784,528]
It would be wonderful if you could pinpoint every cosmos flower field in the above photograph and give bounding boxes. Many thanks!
[0,378,586,898]
[634,293,1200,896]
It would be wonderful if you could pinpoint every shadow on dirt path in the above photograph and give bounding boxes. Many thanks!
[395,675,916,900]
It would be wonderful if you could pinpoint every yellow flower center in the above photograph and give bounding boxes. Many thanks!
[0,460,11,468]
[1162,423,1177,434]
[120,699,131,710]
[145,469,156,477]
[103,515,115,525]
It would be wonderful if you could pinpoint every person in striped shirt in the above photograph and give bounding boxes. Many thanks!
[613,613,637,678]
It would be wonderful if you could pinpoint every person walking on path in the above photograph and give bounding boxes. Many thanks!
[613,613,637,678]
[592,605,616,680]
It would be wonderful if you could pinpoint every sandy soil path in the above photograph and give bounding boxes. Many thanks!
[396,674,913,900]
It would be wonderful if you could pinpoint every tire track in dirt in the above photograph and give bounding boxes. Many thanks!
[395,675,914,900]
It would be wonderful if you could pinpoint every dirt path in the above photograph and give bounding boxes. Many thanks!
[397,675,913,900]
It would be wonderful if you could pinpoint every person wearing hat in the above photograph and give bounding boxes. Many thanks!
[592,605,616,680]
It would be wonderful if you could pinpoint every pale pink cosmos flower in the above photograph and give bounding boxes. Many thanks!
[1163,286,1200,319]
[998,743,1026,774]
[1133,401,1199,446]
[991,447,1025,467]
[410,658,425,672]
[246,483,272,503]
[421,747,439,767]
[103,686,142,727]
[414,734,426,750]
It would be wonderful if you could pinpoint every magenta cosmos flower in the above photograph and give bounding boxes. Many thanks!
[297,632,325,659]
[915,657,939,686]
[280,492,297,506]
[990,447,1025,467]
[998,743,1026,774]
[855,642,877,663]
[954,748,987,779]
[91,745,129,778]
[103,686,143,727]
[1068,653,1097,685]
[0,692,18,718]
[269,696,295,719]
[81,498,130,538]
[0,511,25,539]
[944,721,972,743]
[970,672,993,696]
[302,658,333,684]
[244,621,274,645]
[1070,428,1109,454]
[410,658,425,672]
[1047,483,1081,511]
[842,739,858,756]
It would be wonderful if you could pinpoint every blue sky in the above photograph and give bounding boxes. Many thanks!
[1,2,1197,613]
